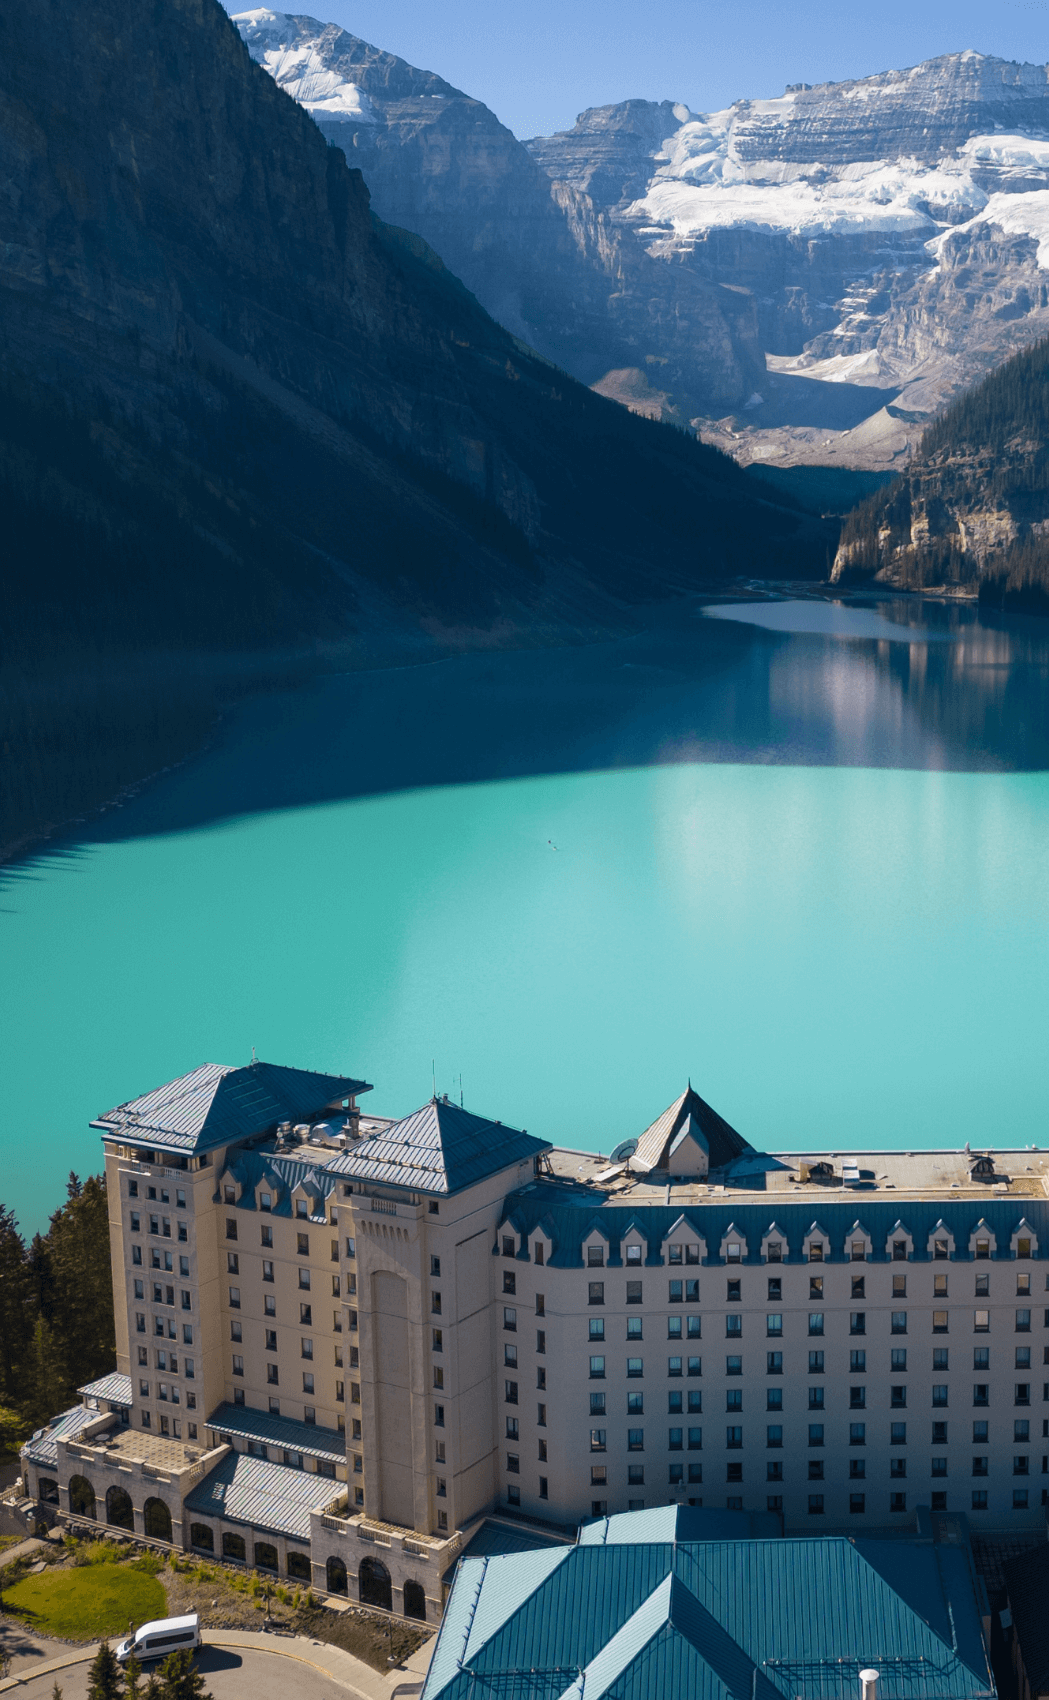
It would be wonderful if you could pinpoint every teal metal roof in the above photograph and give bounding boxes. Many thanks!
[92,1060,370,1155]
[499,1188,1049,1268]
[78,1372,133,1407]
[579,1505,779,1544]
[184,1449,327,1540]
[423,1530,993,1700]
[329,1099,550,1196]
[205,1401,345,1465]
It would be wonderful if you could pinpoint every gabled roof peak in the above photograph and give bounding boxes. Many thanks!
[633,1084,752,1175]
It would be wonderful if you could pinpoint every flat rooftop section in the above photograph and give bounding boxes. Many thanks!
[544,1145,1049,1201]
[76,1428,205,1473]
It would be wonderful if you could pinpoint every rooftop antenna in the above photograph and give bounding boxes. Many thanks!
[432,1058,436,1101]
[460,1075,464,1109]
[251,1046,257,1064]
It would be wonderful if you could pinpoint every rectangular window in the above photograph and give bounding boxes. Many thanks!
[1016,1384,1032,1406]
[808,1495,825,1515]
[503,1307,517,1331]
[850,1350,866,1374]
[434,1404,445,1427]
[809,1387,825,1410]
[505,1380,518,1403]
[627,1317,643,1340]
[933,1348,949,1371]
[668,1427,682,1450]
[891,1423,907,1445]
[766,1315,782,1337]
[537,1330,546,1353]
[590,1392,606,1415]
[228,1286,240,1308]
[850,1423,866,1446]
[589,1318,605,1341]
[767,1425,783,1448]
[589,1281,604,1305]
[688,1426,702,1449]
[589,1356,606,1379]
[891,1386,907,1409]
[933,1386,948,1407]
[588,1245,605,1267]
[809,1351,824,1374]
[767,1352,783,1374]
[298,1269,311,1290]
[669,1281,683,1304]
[726,1426,743,1448]
[626,1281,643,1304]
[628,1428,645,1451]
[232,1354,244,1376]
[850,1313,866,1336]
[891,1349,907,1372]
[933,1312,949,1334]
[627,1357,643,1378]
[668,1317,683,1339]
[974,1311,990,1332]
[808,1425,824,1446]
[1018,1310,1033,1332]
[668,1356,682,1377]
[767,1388,782,1411]
[226,1252,239,1275]
[534,1244,544,1266]
[590,1429,606,1452]
[808,1314,824,1336]
[891,1313,907,1335]
[726,1315,742,1338]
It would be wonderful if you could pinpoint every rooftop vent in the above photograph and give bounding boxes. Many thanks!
[860,1672,879,1700]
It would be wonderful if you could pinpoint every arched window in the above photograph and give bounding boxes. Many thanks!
[106,1485,134,1531]
[222,1532,246,1562]
[190,1524,214,1552]
[403,1579,426,1620]
[254,1542,278,1572]
[359,1555,392,1611]
[38,1478,60,1506]
[143,1498,172,1543]
[69,1476,96,1520]
[286,1549,311,1582]
[326,1556,348,1596]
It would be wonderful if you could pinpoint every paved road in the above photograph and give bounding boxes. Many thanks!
[11,1645,365,1700]
[1,1629,432,1700]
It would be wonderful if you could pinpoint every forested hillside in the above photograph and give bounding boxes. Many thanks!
[832,335,1049,610]
[0,1176,115,1446]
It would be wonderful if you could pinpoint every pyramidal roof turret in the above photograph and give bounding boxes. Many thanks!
[330,1097,551,1196]
[632,1082,752,1174]
[92,1059,371,1155]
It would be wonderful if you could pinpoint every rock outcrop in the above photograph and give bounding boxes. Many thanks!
[830,334,1049,606]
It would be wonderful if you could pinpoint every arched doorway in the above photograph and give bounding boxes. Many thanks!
[359,1555,392,1611]
[143,1498,172,1542]
[403,1579,426,1621]
[106,1485,134,1530]
[326,1556,348,1595]
[190,1524,214,1552]
[255,1542,277,1573]
[222,1532,246,1562]
[69,1476,95,1519]
[286,1550,311,1581]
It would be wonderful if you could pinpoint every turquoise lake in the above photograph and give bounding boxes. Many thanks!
[3,595,1049,1233]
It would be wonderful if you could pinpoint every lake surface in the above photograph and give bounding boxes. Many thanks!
[4,594,1049,1234]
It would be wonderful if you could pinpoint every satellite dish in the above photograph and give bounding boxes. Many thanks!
[610,1139,638,1163]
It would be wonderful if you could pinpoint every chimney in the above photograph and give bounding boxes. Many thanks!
[860,1671,879,1700]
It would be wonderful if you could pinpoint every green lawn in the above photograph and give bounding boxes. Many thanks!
[2,1564,167,1639]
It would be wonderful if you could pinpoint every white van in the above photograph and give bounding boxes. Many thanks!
[116,1614,201,1664]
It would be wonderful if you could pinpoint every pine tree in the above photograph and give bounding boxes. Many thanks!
[44,1172,115,1391]
[51,1684,63,1700]
[158,1650,213,1700]
[24,1317,67,1429]
[0,1205,31,1405]
[124,1653,143,1700]
[87,1643,123,1700]
[143,1675,162,1700]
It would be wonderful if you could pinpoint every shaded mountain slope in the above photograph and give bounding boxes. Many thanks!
[830,334,1049,608]
[0,0,828,861]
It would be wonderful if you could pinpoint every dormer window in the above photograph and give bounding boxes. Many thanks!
[726,1243,741,1263]
[766,1241,782,1263]
[625,1244,643,1265]
[668,1245,683,1265]
[296,1199,308,1219]
[260,1192,271,1212]
[224,1185,235,1204]
[808,1242,824,1263]
[587,1245,605,1268]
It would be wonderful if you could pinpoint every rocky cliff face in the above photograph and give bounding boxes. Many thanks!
[528,56,1049,469]
[830,334,1049,605]
[233,9,764,411]
[1,0,826,860]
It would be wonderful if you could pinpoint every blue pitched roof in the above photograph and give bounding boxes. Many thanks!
[78,1372,133,1407]
[22,1405,88,1468]
[424,1530,992,1700]
[220,1150,340,1221]
[580,1505,780,1544]
[184,1449,327,1540]
[205,1401,345,1465]
[329,1099,551,1196]
[93,1060,370,1155]
[499,1186,1048,1267]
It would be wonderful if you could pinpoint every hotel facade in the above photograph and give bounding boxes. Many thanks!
[18,1059,1049,1619]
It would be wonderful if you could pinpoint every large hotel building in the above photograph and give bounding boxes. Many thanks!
[18,1059,1049,1619]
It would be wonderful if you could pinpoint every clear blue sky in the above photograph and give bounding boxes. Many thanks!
[239,0,1049,138]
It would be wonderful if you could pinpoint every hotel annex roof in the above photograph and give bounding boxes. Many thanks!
[329,1097,551,1196]
[205,1401,346,1466]
[184,1449,326,1541]
[424,1515,990,1700]
[92,1060,371,1156]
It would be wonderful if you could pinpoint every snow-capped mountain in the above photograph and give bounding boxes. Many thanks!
[529,57,1049,466]
[237,15,1049,467]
